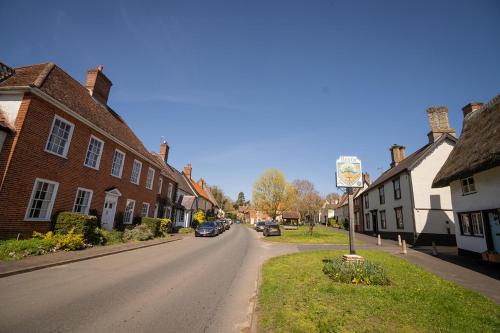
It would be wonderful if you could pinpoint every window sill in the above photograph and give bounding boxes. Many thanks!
[111,174,122,179]
[24,218,51,222]
[84,164,100,171]
[44,148,68,159]
[460,234,484,238]
[462,191,477,196]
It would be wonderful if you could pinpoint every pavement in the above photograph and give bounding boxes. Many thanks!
[0,224,498,333]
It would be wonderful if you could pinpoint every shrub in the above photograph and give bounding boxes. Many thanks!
[141,217,162,236]
[122,224,154,242]
[159,219,172,236]
[323,256,390,286]
[193,210,205,224]
[114,212,125,231]
[178,227,194,234]
[0,238,55,260]
[55,212,99,243]
[33,229,85,251]
[95,228,123,245]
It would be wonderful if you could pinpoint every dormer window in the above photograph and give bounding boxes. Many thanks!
[461,177,476,195]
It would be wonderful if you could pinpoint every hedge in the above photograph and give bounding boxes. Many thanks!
[55,212,99,243]
[141,217,161,236]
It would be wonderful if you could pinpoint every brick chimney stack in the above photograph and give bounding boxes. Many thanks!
[183,164,192,179]
[85,64,112,105]
[426,106,456,143]
[390,144,406,168]
[160,140,169,163]
[462,102,484,118]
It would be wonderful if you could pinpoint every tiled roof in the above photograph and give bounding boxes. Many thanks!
[170,166,196,196]
[204,186,219,207]
[366,134,457,191]
[433,94,500,187]
[0,62,163,169]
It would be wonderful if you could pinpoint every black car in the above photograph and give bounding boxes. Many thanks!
[215,221,225,234]
[195,222,219,237]
[263,222,281,236]
[255,221,266,232]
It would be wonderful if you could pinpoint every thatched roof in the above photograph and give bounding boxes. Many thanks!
[433,94,500,188]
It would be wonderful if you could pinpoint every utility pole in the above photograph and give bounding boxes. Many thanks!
[347,187,356,254]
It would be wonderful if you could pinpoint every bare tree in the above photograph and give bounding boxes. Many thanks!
[291,179,323,235]
[325,192,340,203]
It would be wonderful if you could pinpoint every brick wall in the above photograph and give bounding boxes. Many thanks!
[0,94,163,239]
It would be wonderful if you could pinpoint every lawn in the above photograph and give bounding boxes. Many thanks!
[258,250,500,333]
[263,226,353,245]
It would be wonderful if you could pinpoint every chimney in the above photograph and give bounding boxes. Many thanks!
[462,102,484,118]
[183,164,192,179]
[390,144,406,168]
[363,172,371,185]
[426,106,456,143]
[85,64,112,105]
[198,178,206,189]
[159,140,169,163]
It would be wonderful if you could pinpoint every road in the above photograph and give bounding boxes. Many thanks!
[0,225,295,333]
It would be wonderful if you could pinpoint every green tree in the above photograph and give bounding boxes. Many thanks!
[253,169,293,221]
[235,192,246,208]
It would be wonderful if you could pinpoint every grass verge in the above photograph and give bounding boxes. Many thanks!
[258,250,500,333]
[263,226,354,245]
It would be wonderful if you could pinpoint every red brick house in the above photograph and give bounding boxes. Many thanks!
[0,62,170,238]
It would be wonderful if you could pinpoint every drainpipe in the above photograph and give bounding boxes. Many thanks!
[407,171,418,245]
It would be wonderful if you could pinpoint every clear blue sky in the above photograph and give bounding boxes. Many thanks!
[2,0,500,200]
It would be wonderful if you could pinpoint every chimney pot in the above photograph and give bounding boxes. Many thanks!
[462,102,484,118]
[183,164,192,179]
[85,65,112,105]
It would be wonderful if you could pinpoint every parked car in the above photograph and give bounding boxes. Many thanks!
[236,220,241,224]
[216,221,225,234]
[255,221,266,232]
[223,220,230,230]
[263,222,281,237]
[195,222,219,237]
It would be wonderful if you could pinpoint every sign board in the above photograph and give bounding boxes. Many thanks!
[336,156,363,188]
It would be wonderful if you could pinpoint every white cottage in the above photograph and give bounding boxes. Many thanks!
[433,96,500,257]
[362,106,457,245]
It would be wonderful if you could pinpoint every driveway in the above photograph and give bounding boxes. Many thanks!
[0,225,295,333]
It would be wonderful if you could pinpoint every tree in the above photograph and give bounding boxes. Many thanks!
[325,192,340,203]
[291,179,323,235]
[252,169,292,221]
[234,192,246,208]
[193,210,205,226]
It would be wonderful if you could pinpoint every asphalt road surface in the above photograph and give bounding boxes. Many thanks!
[0,225,295,333]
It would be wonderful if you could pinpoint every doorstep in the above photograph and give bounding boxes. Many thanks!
[0,235,183,278]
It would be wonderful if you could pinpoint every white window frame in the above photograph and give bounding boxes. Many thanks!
[45,115,75,158]
[130,159,142,185]
[365,213,371,229]
[471,212,484,236]
[72,187,93,214]
[158,176,163,194]
[123,199,136,224]
[110,149,126,178]
[146,167,155,190]
[84,135,104,170]
[167,182,173,199]
[461,177,476,195]
[25,178,60,221]
[141,202,150,217]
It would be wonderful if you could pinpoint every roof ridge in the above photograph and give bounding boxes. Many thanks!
[32,62,55,87]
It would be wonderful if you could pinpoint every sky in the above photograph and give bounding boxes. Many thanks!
[2,0,500,201]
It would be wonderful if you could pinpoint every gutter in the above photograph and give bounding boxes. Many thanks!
[0,86,165,171]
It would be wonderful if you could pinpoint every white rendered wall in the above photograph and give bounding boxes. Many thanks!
[0,94,23,125]
[450,166,500,253]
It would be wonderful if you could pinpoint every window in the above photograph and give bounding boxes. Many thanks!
[380,210,387,229]
[73,188,93,214]
[84,136,104,169]
[364,195,369,209]
[166,206,172,219]
[393,178,401,200]
[395,207,404,229]
[141,202,150,217]
[168,182,173,199]
[130,160,142,184]
[45,115,74,157]
[461,177,476,195]
[378,186,385,204]
[158,176,163,194]
[154,203,159,218]
[354,212,359,225]
[111,149,125,178]
[365,213,371,229]
[25,178,59,221]
[146,167,155,190]
[123,199,136,224]
[460,212,484,237]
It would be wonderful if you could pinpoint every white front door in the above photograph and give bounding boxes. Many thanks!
[102,194,118,230]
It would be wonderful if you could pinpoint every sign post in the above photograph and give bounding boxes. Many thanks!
[336,156,363,257]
